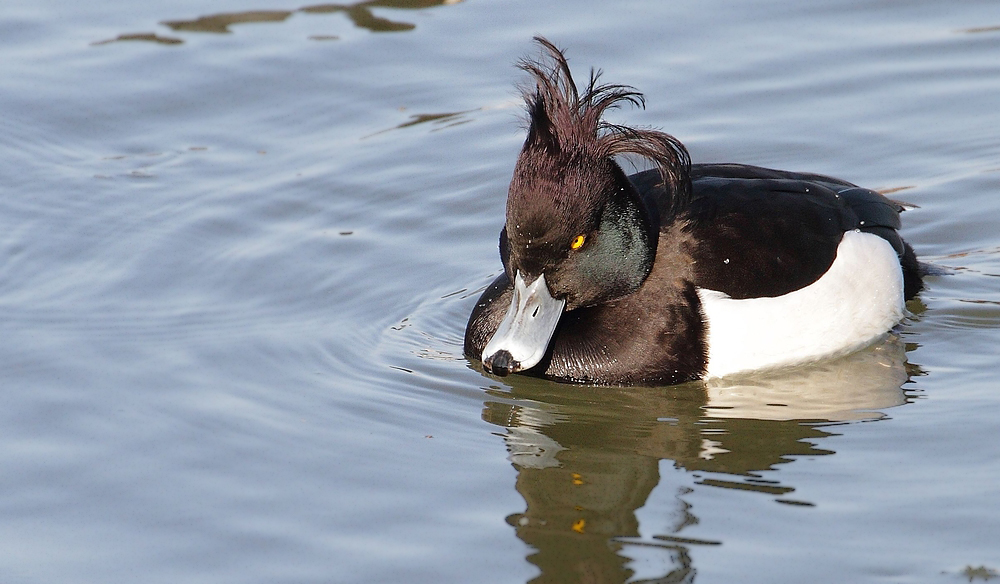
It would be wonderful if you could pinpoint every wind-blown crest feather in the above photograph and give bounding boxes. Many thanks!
[517,36,692,213]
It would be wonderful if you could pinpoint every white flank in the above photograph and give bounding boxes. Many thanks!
[698,230,905,378]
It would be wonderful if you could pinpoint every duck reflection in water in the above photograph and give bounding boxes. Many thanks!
[481,337,918,583]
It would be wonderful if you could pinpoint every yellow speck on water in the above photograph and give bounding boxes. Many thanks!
[961,565,999,582]
[571,519,586,534]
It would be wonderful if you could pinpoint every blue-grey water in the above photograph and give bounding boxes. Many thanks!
[2,1,999,582]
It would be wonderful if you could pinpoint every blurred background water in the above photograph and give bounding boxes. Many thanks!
[1,0,999,582]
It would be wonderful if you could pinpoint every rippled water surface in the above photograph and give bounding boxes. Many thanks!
[2,1,999,582]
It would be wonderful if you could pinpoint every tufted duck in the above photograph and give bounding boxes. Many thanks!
[464,37,924,386]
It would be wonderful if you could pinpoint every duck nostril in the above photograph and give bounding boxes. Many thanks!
[484,350,517,376]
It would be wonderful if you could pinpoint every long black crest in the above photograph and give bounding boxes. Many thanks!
[518,37,691,209]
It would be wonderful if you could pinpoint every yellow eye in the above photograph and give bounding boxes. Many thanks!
[570,234,586,250]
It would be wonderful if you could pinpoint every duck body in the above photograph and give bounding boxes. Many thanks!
[464,39,923,386]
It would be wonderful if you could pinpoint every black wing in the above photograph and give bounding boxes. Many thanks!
[631,163,910,299]
[685,176,850,298]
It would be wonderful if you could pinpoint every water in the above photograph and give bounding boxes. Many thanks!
[2,0,999,582]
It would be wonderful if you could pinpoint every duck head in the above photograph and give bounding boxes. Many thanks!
[482,37,690,376]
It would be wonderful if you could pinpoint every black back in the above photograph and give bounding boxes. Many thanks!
[630,163,924,300]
